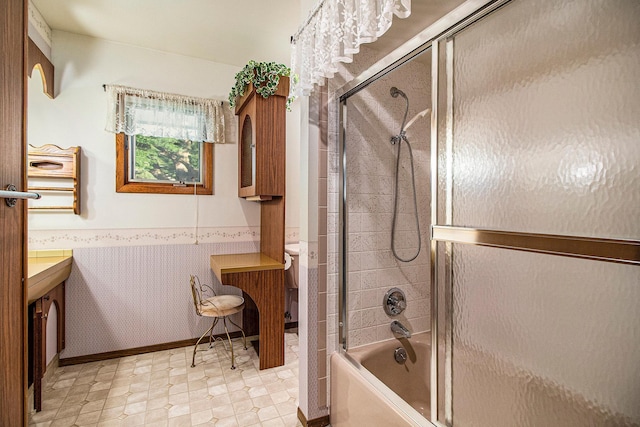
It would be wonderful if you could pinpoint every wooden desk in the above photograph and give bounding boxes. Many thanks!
[210,253,284,369]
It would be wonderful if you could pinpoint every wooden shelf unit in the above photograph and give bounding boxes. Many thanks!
[28,144,81,215]
[211,76,289,369]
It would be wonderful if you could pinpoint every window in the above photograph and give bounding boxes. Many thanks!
[116,133,213,195]
[105,84,224,195]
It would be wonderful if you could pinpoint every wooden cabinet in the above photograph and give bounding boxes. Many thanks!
[223,76,289,369]
[235,77,289,200]
[27,254,72,412]
[29,283,66,412]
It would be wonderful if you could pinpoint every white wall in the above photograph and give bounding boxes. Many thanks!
[28,31,300,248]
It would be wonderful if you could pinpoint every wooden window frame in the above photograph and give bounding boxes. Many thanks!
[115,133,213,195]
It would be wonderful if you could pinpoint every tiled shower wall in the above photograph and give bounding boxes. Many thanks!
[327,47,432,351]
[62,241,259,359]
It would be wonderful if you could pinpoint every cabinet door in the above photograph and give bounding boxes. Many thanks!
[238,98,257,198]
[239,113,255,192]
[236,86,286,199]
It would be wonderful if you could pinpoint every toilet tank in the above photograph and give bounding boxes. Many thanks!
[284,243,299,289]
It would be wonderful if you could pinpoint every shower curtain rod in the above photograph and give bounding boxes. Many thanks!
[291,0,326,43]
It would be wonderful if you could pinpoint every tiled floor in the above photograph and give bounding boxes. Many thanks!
[29,331,303,426]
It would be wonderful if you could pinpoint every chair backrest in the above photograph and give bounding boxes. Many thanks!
[190,275,219,316]
[190,275,203,316]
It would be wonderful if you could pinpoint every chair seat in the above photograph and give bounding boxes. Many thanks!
[199,294,245,317]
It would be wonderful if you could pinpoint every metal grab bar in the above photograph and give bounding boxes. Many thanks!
[1,185,41,207]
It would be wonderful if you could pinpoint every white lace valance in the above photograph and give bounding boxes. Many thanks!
[290,0,411,96]
[104,85,225,143]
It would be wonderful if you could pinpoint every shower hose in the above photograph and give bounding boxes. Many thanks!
[390,87,421,263]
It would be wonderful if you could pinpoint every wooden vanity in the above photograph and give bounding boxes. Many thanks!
[210,253,285,370]
[28,254,72,303]
[27,252,72,412]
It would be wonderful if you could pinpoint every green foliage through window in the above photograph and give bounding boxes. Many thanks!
[129,135,202,184]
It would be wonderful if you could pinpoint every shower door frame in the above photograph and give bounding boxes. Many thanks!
[337,0,640,426]
[431,0,640,425]
[336,1,507,425]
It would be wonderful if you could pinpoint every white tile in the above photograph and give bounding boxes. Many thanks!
[256,405,280,422]
[167,403,190,419]
[213,415,239,427]
[99,405,125,421]
[235,410,260,425]
[210,403,235,420]
[123,401,147,415]
[31,335,301,427]
[190,409,213,425]
[145,408,169,423]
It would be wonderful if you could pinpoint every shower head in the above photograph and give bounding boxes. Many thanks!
[390,87,407,100]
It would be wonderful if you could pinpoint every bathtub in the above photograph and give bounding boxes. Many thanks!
[330,332,433,427]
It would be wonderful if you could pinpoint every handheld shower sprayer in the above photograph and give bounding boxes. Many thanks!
[390,87,409,139]
[390,86,407,100]
[389,86,421,263]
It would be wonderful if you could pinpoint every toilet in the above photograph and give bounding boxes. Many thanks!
[284,243,299,324]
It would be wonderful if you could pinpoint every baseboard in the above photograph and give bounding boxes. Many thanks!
[285,321,298,330]
[59,331,248,366]
[297,407,330,427]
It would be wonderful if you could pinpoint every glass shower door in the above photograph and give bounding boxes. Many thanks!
[431,0,640,425]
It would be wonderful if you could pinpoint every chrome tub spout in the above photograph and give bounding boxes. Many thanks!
[390,320,411,338]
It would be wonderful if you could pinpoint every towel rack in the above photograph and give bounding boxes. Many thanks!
[27,144,81,214]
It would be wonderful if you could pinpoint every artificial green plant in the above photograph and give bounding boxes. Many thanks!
[228,60,296,111]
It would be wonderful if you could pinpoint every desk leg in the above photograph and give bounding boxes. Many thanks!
[223,269,285,370]
[257,269,285,369]
[241,292,259,337]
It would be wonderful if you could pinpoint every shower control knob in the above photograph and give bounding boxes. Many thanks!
[390,295,406,311]
[384,287,407,316]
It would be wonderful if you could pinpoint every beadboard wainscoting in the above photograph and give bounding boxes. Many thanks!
[61,241,262,360]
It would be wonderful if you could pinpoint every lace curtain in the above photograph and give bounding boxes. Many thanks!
[104,85,225,143]
[290,0,411,96]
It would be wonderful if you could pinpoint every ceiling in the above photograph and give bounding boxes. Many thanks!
[31,0,302,67]
[31,0,465,70]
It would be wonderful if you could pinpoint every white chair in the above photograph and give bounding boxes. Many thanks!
[190,275,247,369]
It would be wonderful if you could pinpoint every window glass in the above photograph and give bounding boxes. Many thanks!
[129,135,202,184]
[115,133,213,195]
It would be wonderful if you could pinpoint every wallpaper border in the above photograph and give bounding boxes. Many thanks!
[29,226,300,249]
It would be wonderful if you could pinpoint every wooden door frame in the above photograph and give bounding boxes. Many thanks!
[1,0,28,424]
